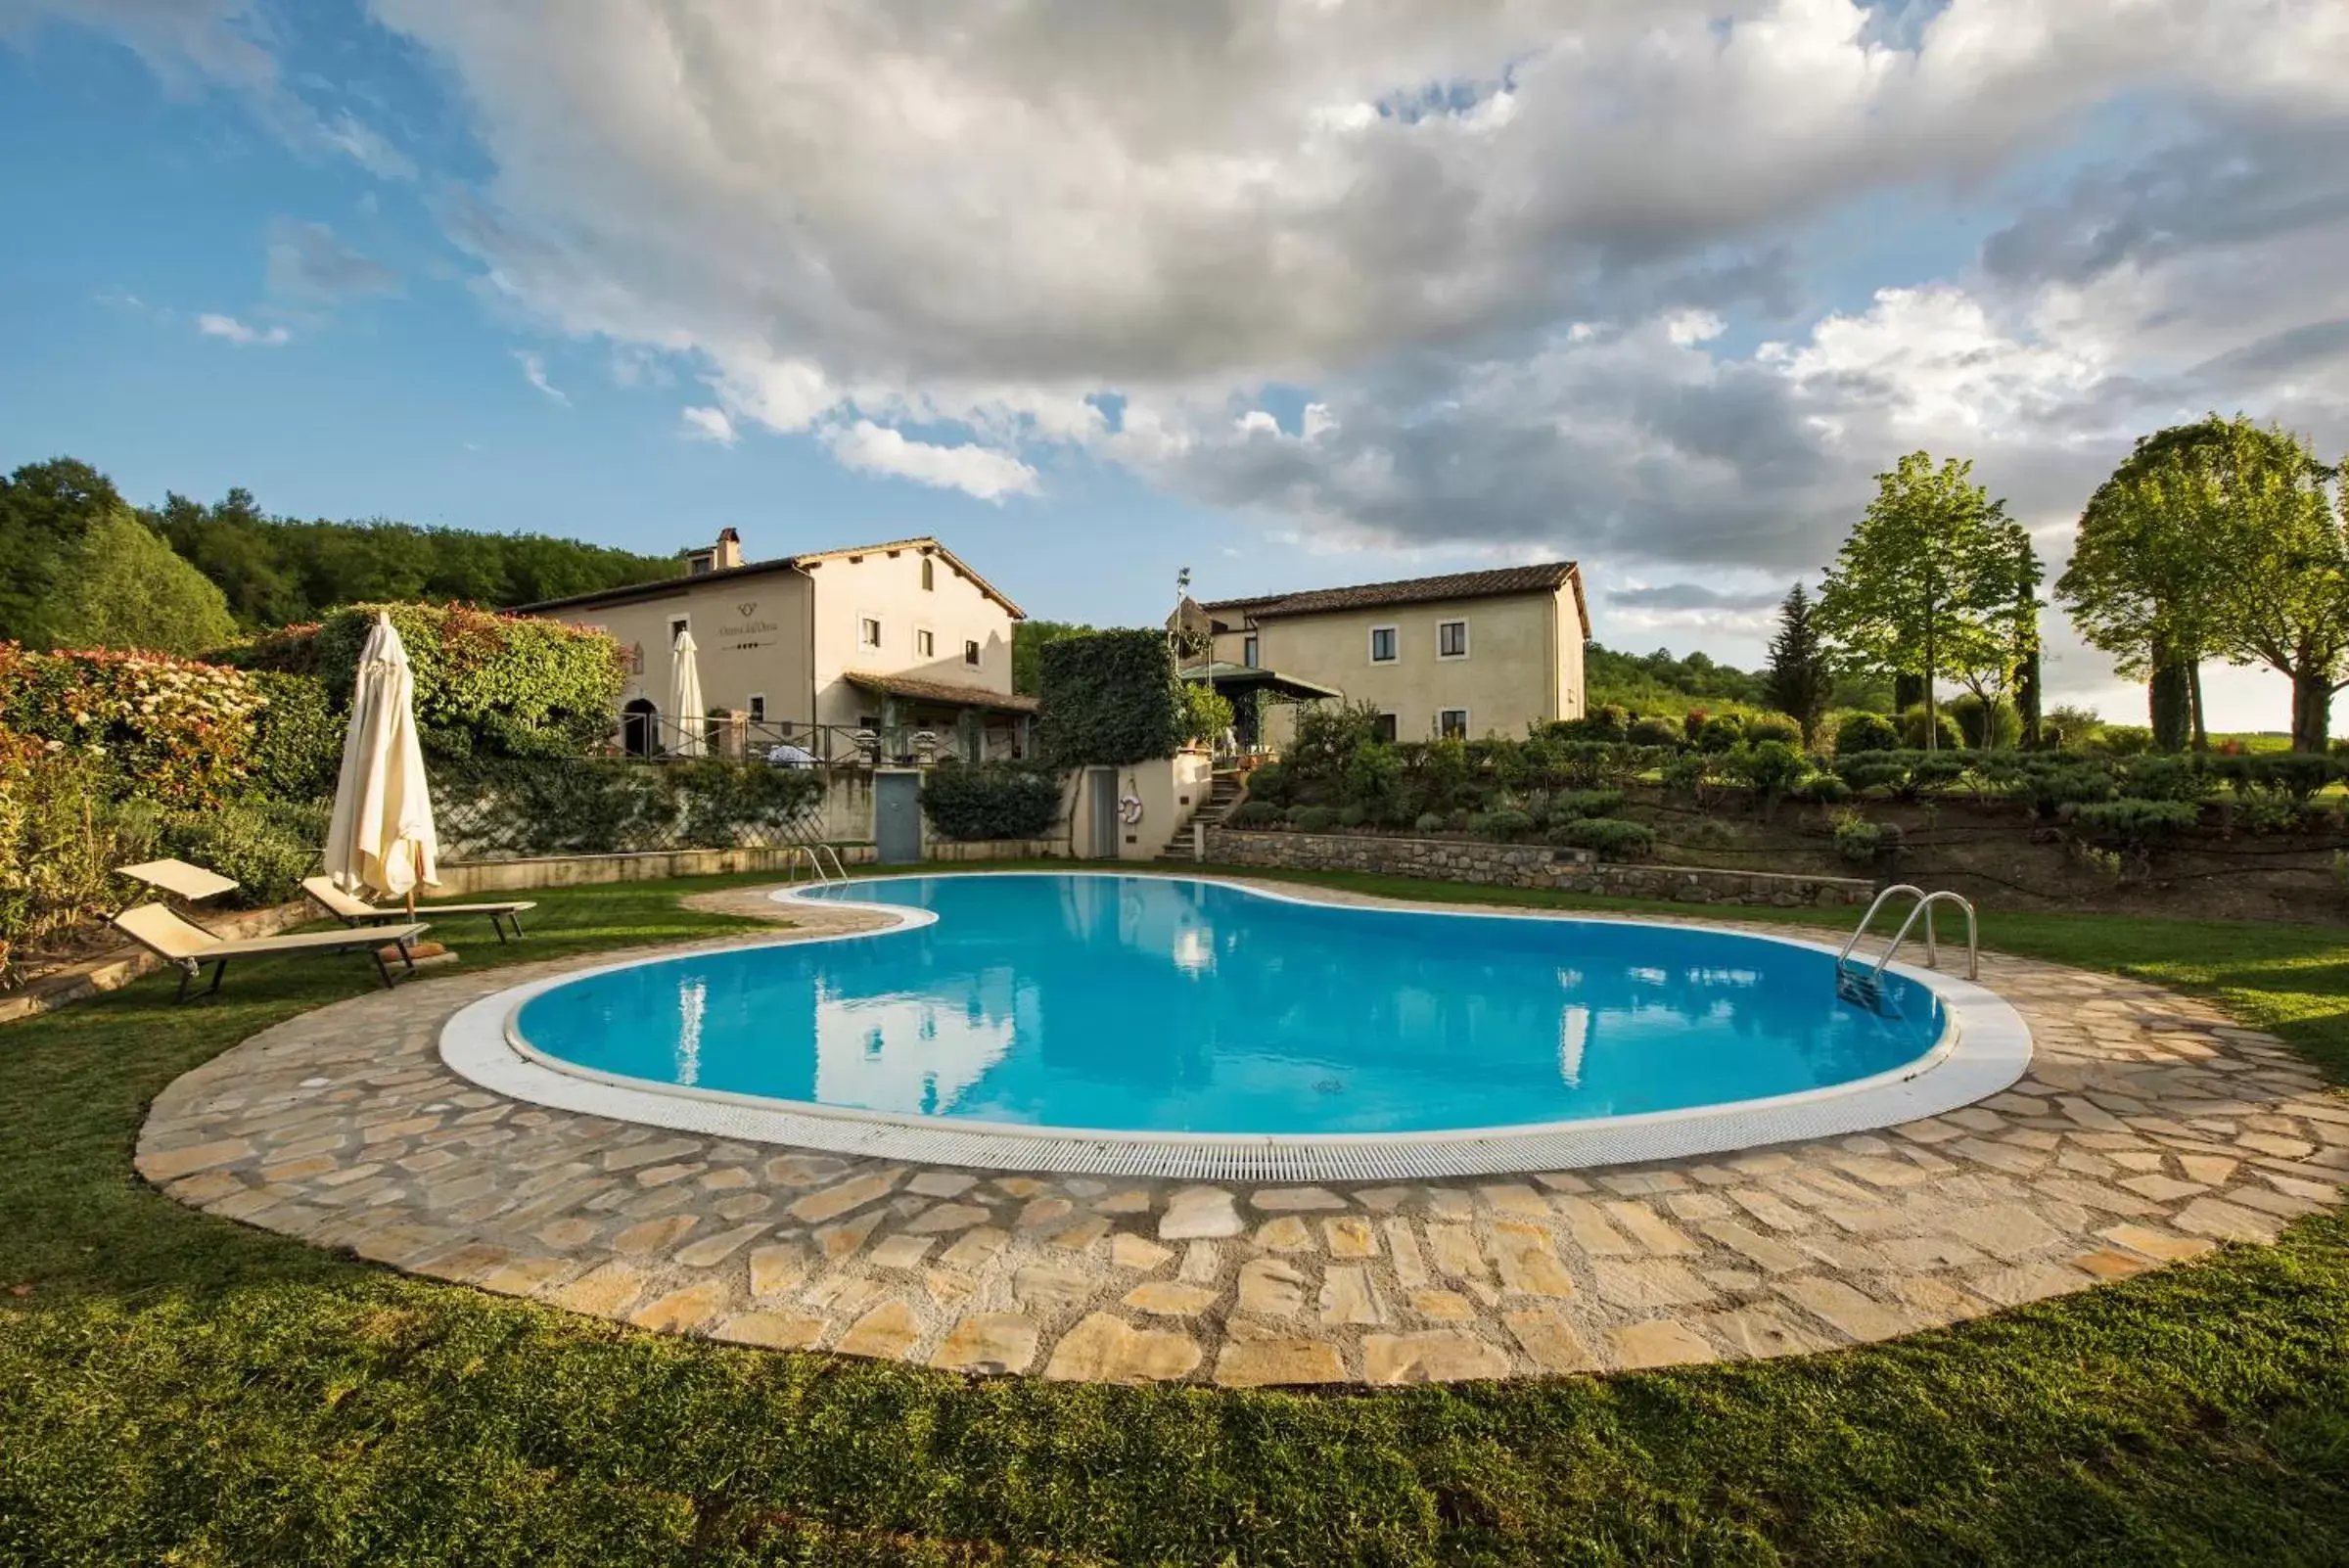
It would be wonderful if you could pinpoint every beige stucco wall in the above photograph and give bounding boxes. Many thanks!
[804,544,1018,728]
[1055,753,1211,859]
[554,570,816,730]
[1225,591,1576,742]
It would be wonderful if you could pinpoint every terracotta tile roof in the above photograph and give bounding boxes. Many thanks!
[1201,562,1581,620]
[841,669,1040,713]
[514,536,1025,619]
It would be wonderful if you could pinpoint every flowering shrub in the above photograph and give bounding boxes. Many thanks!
[0,734,122,983]
[0,642,264,807]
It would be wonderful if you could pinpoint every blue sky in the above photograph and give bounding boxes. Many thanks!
[4,2,2345,729]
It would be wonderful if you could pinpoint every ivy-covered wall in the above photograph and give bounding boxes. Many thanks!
[1034,629,1182,766]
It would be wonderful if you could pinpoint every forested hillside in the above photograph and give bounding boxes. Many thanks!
[0,457,678,651]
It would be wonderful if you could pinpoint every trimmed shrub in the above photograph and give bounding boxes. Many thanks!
[1476,807,1535,842]
[1794,773,1852,805]
[228,603,624,762]
[1555,817,1655,858]
[1032,628,1185,767]
[1554,788,1626,820]
[1744,715,1802,746]
[1227,800,1283,828]
[2231,794,2304,836]
[2088,724,2154,758]
[2119,755,2212,804]
[1899,704,1964,752]
[1286,804,1339,832]
[1546,705,1629,742]
[1834,711,1901,755]
[245,671,343,803]
[2065,798,2199,849]
[1832,814,1883,864]
[1730,739,1807,803]
[1626,716,1683,749]
[1413,810,1446,835]
[917,761,1061,842]
[1692,715,1745,753]
[1239,761,1290,806]
[1335,805,1368,828]
[1946,693,2021,751]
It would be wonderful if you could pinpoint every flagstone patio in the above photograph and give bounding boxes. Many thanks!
[135,879,2348,1385]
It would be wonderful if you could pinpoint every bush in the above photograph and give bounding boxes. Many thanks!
[1834,712,1901,755]
[917,761,1061,842]
[1794,773,1852,805]
[1553,788,1625,820]
[1283,702,1388,791]
[1227,800,1283,828]
[1178,683,1234,748]
[2088,724,2154,758]
[1286,804,1339,833]
[1744,715,1802,746]
[2232,794,2304,836]
[1900,704,1964,752]
[229,603,624,762]
[244,671,343,803]
[1412,811,1446,835]
[142,799,328,906]
[1625,716,1683,749]
[1661,753,1713,799]
[2065,797,2199,849]
[2119,755,2212,804]
[1034,629,1184,767]
[1335,805,1368,829]
[1240,761,1290,807]
[1946,694,2021,750]
[1692,715,1745,753]
[1339,741,1403,819]
[2247,753,2340,803]
[0,738,120,981]
[1476,807,1535,842]
[1832,814,1883,864]
[1554,817,1655,859]
[1730,739,1807,803]
[0,643,266,807]
[1547,706,1629,742]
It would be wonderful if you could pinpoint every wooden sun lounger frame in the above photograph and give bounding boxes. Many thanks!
[299,877,534,943]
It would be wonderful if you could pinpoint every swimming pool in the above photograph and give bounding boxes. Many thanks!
[443,873,2031,1179]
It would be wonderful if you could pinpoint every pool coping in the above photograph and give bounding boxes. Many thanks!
[437,871,2032,1181]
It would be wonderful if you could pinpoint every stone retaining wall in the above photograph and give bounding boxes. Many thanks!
[1200,827,1874,907]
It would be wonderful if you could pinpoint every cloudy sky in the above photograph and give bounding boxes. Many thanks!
[4,0,2346,730]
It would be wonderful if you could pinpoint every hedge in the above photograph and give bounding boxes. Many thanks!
[1035,630,1183,766]
[0,643,264,807]
[919,761,1062,841]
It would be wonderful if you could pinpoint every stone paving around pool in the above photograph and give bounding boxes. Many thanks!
[136,880,2349,1386]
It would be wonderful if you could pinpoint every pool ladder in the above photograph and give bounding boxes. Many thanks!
[782,843,850,886]
[1835,884,1977,1011]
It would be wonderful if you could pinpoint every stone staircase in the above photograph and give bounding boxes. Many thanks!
[1153,768,1248,863]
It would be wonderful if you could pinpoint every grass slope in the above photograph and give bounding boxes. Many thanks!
[2,868,2347,1566]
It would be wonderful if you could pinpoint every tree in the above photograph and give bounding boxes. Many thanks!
[1947,523,2043,750]
[0,457,127,648]
[1013,619,1097,695]
[48,511,240,656]
[1816,452,2014,751]
[1762,583,1832,746]
[2058,417,2262,751]
[2191,423,2349,751]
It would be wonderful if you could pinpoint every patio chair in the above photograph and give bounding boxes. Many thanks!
[300,876,535,943]
[112,902,429,1003]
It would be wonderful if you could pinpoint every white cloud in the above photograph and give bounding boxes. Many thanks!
[196,311,289,346]
[514,349,568,404]
[679,404,736,444]
[820,421,1038,501]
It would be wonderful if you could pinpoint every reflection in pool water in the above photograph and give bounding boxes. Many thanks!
[510,875,1947,1136]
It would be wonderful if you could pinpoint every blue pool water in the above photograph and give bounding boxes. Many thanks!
[511,874,1947,1135]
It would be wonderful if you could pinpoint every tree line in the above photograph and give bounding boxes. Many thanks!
[0,457,679,656]
[1760,417,2349,753]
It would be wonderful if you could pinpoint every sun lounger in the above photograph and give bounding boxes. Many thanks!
[112,902,429,1002]
[300,877,534,942]
[115,858,242,903]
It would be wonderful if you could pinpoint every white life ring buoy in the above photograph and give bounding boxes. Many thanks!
[1119,792,1144,825]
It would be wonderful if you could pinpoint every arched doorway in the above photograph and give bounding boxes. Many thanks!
[622,698,659,759]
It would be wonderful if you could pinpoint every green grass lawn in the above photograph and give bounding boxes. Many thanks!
[4,866,2348,1566]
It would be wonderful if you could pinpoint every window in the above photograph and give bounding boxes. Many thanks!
[921,557,935,590]
[687,553,713,576]
[1439,709,1470,740]
[668,617,689,646]
[1438,620,1468,659]
[748,694,766,722]
[1368,624,1398,663]
[1372,713,1399,743]
[964,639,982,668]
[1242,634,1259,669]
[859,617,882,649]
[916,629,935,658]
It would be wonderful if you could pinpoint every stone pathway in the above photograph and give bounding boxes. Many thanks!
[135,879,2348,1386]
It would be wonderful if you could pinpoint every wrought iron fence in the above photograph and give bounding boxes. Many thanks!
[428,755,830,862]
[612,714,1027,768]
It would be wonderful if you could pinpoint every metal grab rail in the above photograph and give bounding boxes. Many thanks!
[1836,884,1978,1006]
[781,843,850,886]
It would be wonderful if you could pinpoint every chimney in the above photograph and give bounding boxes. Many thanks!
[714,527,742,570]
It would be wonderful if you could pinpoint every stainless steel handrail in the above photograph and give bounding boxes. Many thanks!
[1836,883,1978,986]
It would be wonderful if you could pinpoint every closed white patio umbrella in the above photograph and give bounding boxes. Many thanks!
[669,627,707,758]
[325,612,439,907]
